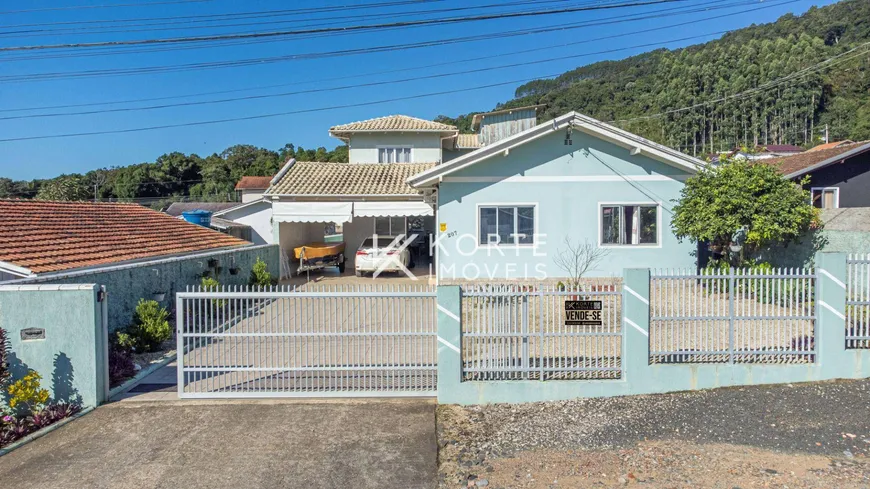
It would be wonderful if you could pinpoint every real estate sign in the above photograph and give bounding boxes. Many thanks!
[565,300,602,326]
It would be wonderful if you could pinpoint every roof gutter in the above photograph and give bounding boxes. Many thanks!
[2,244,272,285]
[0,261,34,279]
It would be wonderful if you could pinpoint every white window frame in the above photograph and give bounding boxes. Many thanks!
[373,216,407,236]
[376,145,414,163]
[598,202,662,248]
[810,187,839,209]
[476,203,538,248]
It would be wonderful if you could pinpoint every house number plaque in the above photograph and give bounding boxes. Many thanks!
[565,300,602,326]
[20,328,46,341]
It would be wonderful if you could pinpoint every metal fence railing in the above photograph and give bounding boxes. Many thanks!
[176,284,437,398]
[650,268,816,364]
[460,282,622,381]
[847,255,870,349]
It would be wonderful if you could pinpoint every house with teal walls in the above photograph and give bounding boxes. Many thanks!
[408,111,707,280]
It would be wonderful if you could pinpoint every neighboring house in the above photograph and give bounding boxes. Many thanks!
[443,105,546,162]
[235,176,273,203]
[164,201,253,241]
[213,199,275,245]
[407,111,706,279]
[805,140,855,153]
[712,144,805,163]
[0,199,278,328]
[768,140,870,209]
[0,199,250,281]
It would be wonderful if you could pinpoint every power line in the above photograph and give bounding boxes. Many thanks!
[0,0,689,52]
[0,0,708,63]
[0,0,446,27]
[0,0,218,15]
[0,0,758,81]
[3,0,768,114]
[3,36,865,143]
[0,0,562,37]
[0,75,562,142]
[0,31,732,121]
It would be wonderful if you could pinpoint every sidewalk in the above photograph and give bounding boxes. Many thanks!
[111,361,179,402]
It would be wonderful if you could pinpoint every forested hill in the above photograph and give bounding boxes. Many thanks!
[438,0,870,157]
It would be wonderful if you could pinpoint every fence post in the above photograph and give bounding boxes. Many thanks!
[436,285,463,402]
[176,293,185,398]
[815,252,847,377]
[623,268,651,382]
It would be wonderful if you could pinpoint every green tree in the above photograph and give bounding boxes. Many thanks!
[671,159,820,262]
[35,175,91,201]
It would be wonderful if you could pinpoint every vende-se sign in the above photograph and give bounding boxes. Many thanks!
[565,300,602,326]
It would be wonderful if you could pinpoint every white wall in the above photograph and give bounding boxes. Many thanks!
[348,133,443,164]
[241,190,265,203]
[219,201,274,245]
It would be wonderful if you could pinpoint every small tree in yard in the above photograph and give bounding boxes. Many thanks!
[553,238,610,289]
[671,159,820,265]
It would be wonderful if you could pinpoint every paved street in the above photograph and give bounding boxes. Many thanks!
[0,400,437,489]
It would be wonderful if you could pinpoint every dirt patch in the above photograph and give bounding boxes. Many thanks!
[482,441,868,489]
[437,379,870,488]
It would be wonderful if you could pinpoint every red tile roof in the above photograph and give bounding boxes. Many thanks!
[0,199,250,275]
[806,140,854,153]
[234,176,273,190]
[766,141,870,176]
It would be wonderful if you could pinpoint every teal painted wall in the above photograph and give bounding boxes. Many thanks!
[763,230,870,268]
[436,130,696,280]
[12,245,279,331]
[0,284,107,409]
[437,253,870,405]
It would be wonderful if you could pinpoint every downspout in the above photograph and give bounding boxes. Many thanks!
[440,132,459,164]
[99,285,110,404]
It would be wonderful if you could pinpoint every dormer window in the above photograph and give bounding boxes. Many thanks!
[378,147,412,163]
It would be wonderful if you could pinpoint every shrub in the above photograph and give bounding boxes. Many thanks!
[0,416,30,447]
[0,327,9,387]
[7,370,50,414]
[108,343,136,387]
[248,257,277,287]
[201,276,227,307]
[201,276,220,291]
[128,299,171,352]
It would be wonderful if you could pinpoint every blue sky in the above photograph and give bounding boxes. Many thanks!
[0,0,837,181]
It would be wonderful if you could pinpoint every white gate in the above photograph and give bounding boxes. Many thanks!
[176,285,437,398]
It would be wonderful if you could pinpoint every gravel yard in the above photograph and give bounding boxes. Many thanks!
[437,379,870,488]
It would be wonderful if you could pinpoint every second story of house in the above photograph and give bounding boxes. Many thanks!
[328,115,457,164]
[326,105,546,165]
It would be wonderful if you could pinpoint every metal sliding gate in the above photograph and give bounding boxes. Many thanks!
[176,285,437,398]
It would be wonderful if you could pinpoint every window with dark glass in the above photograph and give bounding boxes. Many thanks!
[478,205,535,245]
[601,204,657,245]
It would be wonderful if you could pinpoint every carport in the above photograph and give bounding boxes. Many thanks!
[266,160,437,275]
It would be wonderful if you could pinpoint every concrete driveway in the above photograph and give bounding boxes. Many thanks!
[0,400,437,489]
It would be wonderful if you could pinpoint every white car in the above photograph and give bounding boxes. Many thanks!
[355,236,412,276]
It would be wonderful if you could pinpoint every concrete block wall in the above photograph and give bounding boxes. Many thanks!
[13,244,279,331]
[0,284,107,409]
[437,252,870,405]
